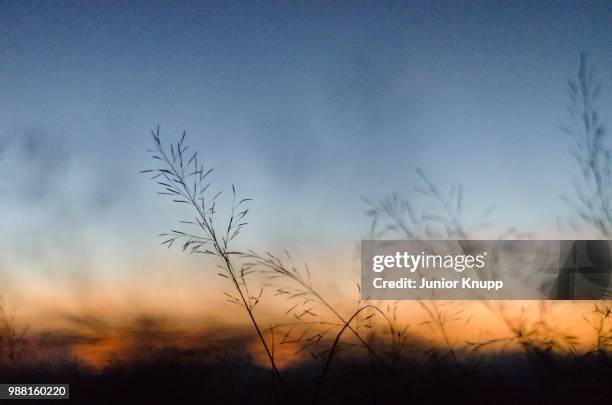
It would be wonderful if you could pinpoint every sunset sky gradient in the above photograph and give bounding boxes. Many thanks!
[1,1,612,366]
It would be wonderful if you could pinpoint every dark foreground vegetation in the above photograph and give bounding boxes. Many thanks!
[2,347,612,404]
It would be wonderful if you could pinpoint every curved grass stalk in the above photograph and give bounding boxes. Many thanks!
[245,251,409,397]
[311,304,407,403]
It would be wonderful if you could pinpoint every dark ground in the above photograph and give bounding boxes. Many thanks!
[1,348,612,404]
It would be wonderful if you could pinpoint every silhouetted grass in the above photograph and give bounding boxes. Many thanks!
[141,128,286,398]
[127,53,612,403]
[244,250,411,401]
[561,53,612,237]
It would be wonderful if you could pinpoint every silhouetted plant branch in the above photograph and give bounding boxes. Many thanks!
[561,53,612,236]
[583,296,612,360]
[312,304,393,403]
[559,55,612,361]
[141,127,285,398]
[244,251,411,398]
[363,168,524,241]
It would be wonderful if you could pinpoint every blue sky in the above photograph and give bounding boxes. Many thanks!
[1,1,612,269]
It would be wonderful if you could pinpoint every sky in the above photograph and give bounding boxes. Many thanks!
[0,1,612,319]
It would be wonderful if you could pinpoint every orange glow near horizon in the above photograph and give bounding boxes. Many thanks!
[3,248,610,370]
[12,299,606,370]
